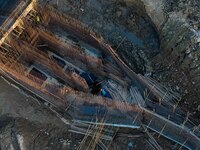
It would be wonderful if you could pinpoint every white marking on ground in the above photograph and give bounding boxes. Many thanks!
[17,134,25,150]
[9,144,14,150]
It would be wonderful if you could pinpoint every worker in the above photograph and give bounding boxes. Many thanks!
[36,16,40,23]
[101,89,106,96]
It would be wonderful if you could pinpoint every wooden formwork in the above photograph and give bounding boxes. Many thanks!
[8,37,90,92]
[0,1,199,149]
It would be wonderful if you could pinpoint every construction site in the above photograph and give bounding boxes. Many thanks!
[0,0,200,149]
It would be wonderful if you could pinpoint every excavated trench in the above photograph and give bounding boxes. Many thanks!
[48,0,200,119]
[41,0,200,148]
[0,0,200,149]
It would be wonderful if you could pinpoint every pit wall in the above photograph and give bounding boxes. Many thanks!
[135,0,200,87]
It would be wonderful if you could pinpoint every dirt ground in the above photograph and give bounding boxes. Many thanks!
[0,78,162,149]
[0,0,199,149]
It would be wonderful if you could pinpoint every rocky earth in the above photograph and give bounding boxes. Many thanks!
[47,0,160,74]
[143,0,200,119]
[0,0,199,149]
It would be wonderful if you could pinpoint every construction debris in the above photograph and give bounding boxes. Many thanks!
[0,0,199,150]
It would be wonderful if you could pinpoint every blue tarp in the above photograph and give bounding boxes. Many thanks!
[101,89,112,99]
